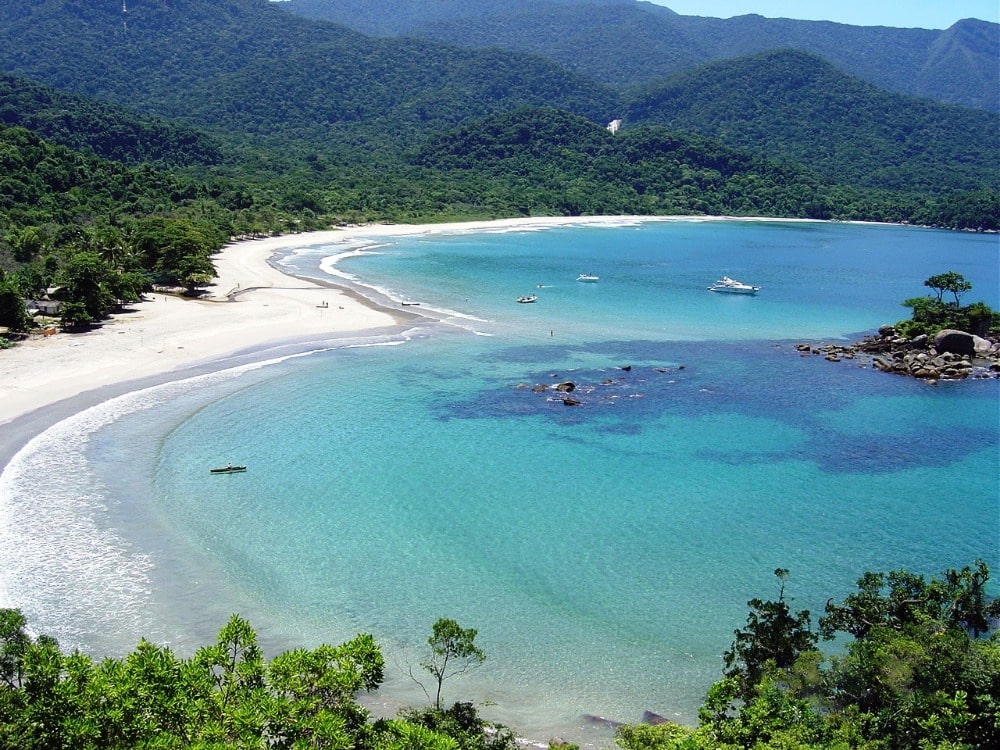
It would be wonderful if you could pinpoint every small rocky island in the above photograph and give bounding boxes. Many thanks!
[797,326,1000,381]
[797,271,1000,381]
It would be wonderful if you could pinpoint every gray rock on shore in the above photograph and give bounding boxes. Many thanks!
[934,329,976,356]
[795,325,1000,380]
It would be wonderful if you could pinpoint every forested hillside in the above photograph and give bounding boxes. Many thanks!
[625,50,1000,194]
[280,0,1000,111]
[0,0,993,203]
[407,107,999,227]
[0,73,224,168]
[0,0,616,157]
[411,107,835,218]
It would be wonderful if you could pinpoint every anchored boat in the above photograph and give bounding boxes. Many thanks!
[707,276,760,294]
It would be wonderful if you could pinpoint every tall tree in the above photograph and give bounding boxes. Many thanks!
[924,271,973,306]
[0,272,31,332]
[191,614,268,744]
[723,568,818,698]
[266,634,384,746]
[419,619,486,710]
[58,252,115,328]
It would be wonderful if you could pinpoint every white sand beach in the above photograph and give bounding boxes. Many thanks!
[0,231,395,426]
[0,215,698,427]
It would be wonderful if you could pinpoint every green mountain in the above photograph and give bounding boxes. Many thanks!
[1,0,992,201]
[624,50,1000,195]
[280,0,1000,112]
[0,0,995,239]
[0,0,616,157]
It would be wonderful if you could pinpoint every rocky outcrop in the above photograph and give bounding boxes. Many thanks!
[795,326,1000,381]
[934,329,976,356]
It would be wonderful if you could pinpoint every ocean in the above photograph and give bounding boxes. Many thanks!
[1,219,997,745]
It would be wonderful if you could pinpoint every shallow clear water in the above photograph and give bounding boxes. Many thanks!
[2,220,998,744]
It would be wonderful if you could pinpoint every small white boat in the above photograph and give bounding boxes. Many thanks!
[577,274,599,282]
[516,295,538,304]
[707,276,760,294]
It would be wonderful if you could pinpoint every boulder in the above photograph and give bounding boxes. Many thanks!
[972,335,993,355]
[554,381,576,392]
[934,329,976,356]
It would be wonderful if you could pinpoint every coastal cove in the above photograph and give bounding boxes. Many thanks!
[1,217,997,747]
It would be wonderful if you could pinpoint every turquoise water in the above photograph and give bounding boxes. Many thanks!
[1,220,997,744]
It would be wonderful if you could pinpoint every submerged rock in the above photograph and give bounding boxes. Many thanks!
[582,714,624,729]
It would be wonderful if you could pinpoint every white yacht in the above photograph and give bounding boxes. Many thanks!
[707,276,760,294]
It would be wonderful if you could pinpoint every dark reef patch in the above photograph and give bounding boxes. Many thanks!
[434,338,999,475]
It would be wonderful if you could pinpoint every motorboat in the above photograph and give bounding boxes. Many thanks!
[707,276,760,294]
[210,464,247,474]
[516,295,538,303]
[577,274,599,282]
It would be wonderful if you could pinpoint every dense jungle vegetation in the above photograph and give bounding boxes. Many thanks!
[1,561,997,749]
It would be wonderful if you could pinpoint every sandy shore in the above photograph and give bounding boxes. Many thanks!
[0,232,393,426]
[0,215,703,427]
